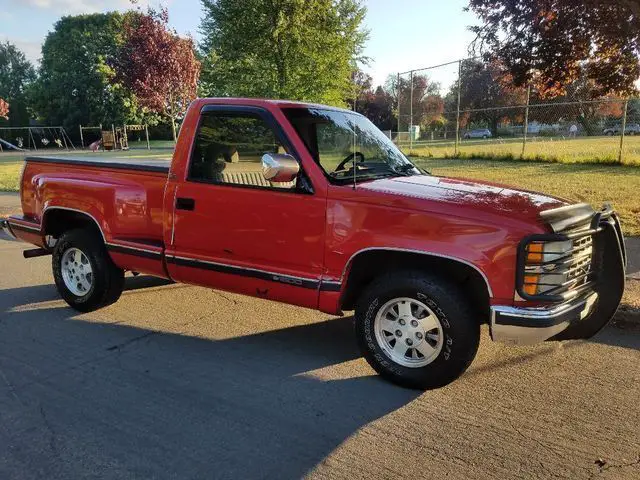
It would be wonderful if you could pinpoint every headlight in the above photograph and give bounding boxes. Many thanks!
[523,240,575,296]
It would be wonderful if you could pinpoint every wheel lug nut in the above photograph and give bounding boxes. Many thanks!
[411,320,418,327]
[399,319,405,326]
[395,330,402,337]
[416,332,423,339]
[406,338,413,346]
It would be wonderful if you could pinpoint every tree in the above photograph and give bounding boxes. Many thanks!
[449,59,526,135]
[0,98,9,120]
[526,76,627,135]
[31,13,144,132]
[467,0,640,98]
[365,87,395,131]
[628,99,640,124]
[199,0,368,106]
[348,69,373,111]
[352,85,395,131]
[388,74,444,131]
[0,41,36,126]
[346,71,395,130]
[117,8,200,142]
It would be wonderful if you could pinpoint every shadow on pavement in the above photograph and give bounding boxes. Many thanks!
[0,277,638,479]
[0,279,419,480]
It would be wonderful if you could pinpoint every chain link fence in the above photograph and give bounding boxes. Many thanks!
[393,58,640,165]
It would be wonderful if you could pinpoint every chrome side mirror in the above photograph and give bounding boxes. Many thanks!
[261,153,299,183]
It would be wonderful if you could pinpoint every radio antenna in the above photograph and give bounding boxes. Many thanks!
[352,119,357,190]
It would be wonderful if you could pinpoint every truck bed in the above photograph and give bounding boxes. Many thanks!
[16,155,171,259]
[25,155,171,173]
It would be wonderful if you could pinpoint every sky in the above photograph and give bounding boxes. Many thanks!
[0,0,479,89]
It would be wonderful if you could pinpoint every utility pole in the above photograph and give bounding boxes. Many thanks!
[409,70,414,152]
[521,84,531,158]
[618,99,629,164]
[396,72,401,144]
[455,60,462,156]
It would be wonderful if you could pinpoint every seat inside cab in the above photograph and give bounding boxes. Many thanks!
[190,115,297,190]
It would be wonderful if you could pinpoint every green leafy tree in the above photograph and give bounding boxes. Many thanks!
[628,99,640,125]
[0,41,36,126]
[31,13,145,132]
[385,73,444,131]
[199,0,368,106]
[348,69,373,111]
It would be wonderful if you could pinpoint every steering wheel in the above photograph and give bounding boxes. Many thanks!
[335,151,365,172]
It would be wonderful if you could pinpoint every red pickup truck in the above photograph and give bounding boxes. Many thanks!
[1,98,626,389]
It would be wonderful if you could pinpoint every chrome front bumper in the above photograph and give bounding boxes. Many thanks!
[0,218,16,240]
[490,292,598,346]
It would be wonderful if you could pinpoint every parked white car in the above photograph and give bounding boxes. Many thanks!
[463,128,492,139]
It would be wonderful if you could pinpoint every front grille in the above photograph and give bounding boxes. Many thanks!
[519,229,596,301]
[566,235,594,284]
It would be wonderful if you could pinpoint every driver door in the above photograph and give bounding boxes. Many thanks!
[166,106,326,308]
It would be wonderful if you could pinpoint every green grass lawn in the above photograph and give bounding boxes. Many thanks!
[0,162,22,192]
[403,135,640,165]
[0,147,173,191]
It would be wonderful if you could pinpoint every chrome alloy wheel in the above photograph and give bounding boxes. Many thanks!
[61,247,93,297]
[374,297,444,368]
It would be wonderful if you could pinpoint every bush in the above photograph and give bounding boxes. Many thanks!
[538,128,560,137]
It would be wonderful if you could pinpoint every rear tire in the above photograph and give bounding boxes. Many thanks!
[355,271,480,390]
[52,228,124,312]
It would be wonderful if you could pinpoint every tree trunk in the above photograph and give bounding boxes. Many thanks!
[168,94,177,144]
[490,115,499,137]
[171,116,177,143]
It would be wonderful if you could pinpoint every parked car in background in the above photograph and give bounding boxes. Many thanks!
[603,123,640,136]
[1,98,626,390]
[463,128,492,139]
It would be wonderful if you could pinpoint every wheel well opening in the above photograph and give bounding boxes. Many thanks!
[340,250,491,324]
[43,209,103,241]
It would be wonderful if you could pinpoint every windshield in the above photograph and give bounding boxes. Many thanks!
[284,108,421,183]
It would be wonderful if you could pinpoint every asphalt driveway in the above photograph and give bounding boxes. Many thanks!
[0,193,639,479]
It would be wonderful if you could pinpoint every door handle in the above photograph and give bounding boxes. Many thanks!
[176,197,195,211]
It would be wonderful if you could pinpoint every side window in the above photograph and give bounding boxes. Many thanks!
[189,112,297,190]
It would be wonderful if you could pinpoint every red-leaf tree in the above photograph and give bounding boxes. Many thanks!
[467,0,640,98]
[117,8,200,141]
[0,98,9,120]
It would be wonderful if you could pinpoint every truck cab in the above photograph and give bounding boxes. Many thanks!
[1,98,626,389]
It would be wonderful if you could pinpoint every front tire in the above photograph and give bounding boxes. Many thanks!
[52,228,124,312]
[355,271,480,390]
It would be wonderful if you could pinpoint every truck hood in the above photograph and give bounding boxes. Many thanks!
[357,175,567,223]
